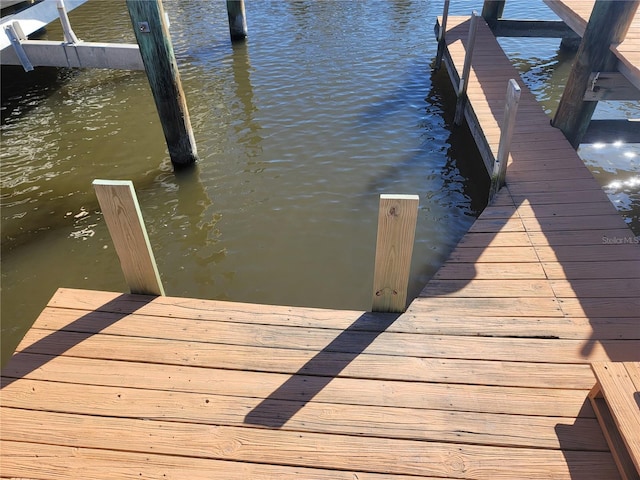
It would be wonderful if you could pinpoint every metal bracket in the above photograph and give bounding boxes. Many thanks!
[138,22,150,33]
[590,71,600,92]
[4,22,33,72]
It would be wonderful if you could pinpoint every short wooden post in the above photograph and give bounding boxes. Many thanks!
[454,11,479,126]
[226,0,248,42]
[434,0,450,71]
[481,1,505,27]
[126,0,198,168]
[93,179,165,296]
[372,194,419,313]
[489,79,521,203]
[551,0,639,148]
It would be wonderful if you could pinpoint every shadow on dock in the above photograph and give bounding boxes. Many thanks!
[0,294,156,389]
[244,311,400,428]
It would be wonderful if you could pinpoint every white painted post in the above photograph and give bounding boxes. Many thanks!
[454,10,479,126]
[489,79,521,203]
[56,0,80,44]
[434,0,450,71]
[372,194,420,313]
[93,179,165,296]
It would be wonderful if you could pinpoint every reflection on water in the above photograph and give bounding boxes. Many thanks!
[580,141,640,233]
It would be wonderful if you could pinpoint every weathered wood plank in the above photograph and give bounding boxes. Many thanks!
[558,297,640,318]
[0,407,617,479]
[520,214,631,232]
[593,363,640,450]
[0,440,441,480]
[590,362,640,478]
[550,279,640,298]
[0,355,597,417]
[27,297,640,341]
[424,279,556,297]
[444,246,539,262]
[17,317,639,365]
[535,244,640,262]
[433,261,547,279]
[395,314,640,341]
[542,260,640,279]
[0,378,606,450]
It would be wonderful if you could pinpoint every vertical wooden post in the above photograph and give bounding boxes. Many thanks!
[454,11,479,126]
[481,1,505,27]
[372,194,419,313]
[93,179,165,296]
[551,0,638,148]
[434,0,450,71]
[227,0,248,42]
[489,79,521,203]
[126,0,198,168]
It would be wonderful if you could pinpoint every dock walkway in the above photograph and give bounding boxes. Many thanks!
[2,9,640,480]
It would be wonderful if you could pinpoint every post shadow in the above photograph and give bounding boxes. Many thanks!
[0,293,156,389]
[244,311,400,428]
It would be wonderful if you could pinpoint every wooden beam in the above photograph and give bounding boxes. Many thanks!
[489,79,521,204]
[584,72,640,101]
[582,119,640,144]
[372,194,419,313]
[126,0,198,168]
[551,0,640,148]
[93,179,165,296]
[491,19,579,38]
[0,40,144,69]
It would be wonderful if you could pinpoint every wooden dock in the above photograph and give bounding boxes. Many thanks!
[2,5,640,480]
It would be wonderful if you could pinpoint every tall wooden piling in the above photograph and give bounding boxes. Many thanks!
[126,0,198,168]
[551,0,639,148]
[227,0,248,42]
[93,179,165,296]
[371,194,419,313]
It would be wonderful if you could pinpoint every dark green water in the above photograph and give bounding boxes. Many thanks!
[1,0,638,367]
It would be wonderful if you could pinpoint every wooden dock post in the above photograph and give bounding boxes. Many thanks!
[226,0,248,42]
[489,79,521,203]
[372,194,419,313]
[551,0,639,148]
[93,179,165,296]
[454,11,479,126]
[434,0,450,71]
[126,0,198,168]
[481,1,505,27]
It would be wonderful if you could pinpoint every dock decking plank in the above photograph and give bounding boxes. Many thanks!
[0,407,619,480]
[0,378,607,450]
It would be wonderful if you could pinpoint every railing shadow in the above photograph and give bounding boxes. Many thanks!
[244,311,400,428]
